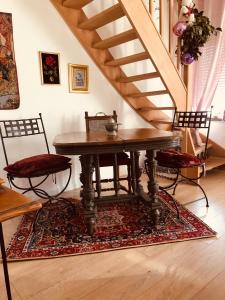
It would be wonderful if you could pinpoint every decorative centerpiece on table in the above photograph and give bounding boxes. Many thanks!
[173,0,222,65]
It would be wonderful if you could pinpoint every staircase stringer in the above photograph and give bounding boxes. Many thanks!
[50,0,175,130]
[119,0,187,112]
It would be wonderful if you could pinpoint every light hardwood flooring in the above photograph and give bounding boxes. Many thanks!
[1,168,225,300]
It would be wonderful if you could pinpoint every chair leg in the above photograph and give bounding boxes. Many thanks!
[28,166,72,199]
[186,178,209,207]
[172,177,186,195]
[8,166,72,200]
[0,223,12,300]
[172,182,178,195]
[172,176,209,207]
[178,165,209,207]
[157,164,209,210]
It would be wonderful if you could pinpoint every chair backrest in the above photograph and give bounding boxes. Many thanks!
[85,111,118,132]
[0,113,50,165]
[172,108,212,159]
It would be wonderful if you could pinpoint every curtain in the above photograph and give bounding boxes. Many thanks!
[192,0,225,111]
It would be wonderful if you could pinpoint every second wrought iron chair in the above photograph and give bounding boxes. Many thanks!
[155,108,212,211]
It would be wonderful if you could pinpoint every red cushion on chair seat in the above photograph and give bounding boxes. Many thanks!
[98,152,130,167]
[156,149,204,168]
[4,154,71,178]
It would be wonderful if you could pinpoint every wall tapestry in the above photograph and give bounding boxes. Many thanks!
[0,12,20,109]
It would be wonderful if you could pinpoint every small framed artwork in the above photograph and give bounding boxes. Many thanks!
[68,64,89,93]
[39,51,60,84]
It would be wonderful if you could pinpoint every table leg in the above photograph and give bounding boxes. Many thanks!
[79,154,96,235]
[0,223,12,300]
[134,151,144,194]
[130,151,144,193]
[145,149,161,225]
[94,154,101,199]
[132,151,150,206]
[113,153,119,196]
[132,151,146,206]
[130,151,137,193]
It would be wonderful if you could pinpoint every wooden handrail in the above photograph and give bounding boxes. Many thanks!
[146,0,184,82]
[120,0,186,109]
[145,0,193,159]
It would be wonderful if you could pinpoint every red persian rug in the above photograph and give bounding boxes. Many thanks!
[6,192,216,260]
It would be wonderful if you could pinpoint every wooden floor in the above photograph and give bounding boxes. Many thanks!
[1,168,225,300]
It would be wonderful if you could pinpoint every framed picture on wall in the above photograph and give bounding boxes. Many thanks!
[39,51,60,84]
[68,64,89,93]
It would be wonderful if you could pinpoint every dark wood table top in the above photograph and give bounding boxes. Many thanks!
[0,185,42,223]
[53,128,179,155]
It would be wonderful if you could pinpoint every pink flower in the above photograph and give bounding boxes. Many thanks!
[181,52,195,65]
[173,21,188,37]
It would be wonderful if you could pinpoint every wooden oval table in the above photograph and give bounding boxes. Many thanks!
[53,128,179,235]
[0,185,42,300]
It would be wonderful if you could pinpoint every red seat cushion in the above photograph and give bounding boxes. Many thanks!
[4,154,71,178]
[98,152,130,167]
[155,149,204,168]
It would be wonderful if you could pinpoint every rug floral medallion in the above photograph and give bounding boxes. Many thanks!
[6,192,216,261]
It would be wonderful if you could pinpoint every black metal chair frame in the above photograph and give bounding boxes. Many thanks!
[85,111,131,197]
[0,113,72,200]
[157,108,213,211]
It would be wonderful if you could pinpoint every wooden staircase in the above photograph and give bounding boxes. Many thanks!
[50,0,187,130]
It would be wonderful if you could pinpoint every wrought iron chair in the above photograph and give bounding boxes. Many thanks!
[0,113,72,201]
[85,111,131,197]
[155,108,212,211]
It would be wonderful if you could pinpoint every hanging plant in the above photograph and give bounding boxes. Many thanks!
[173,1,222,65]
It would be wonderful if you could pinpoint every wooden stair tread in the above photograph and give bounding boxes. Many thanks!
[150,119,172,124]
[205,156,225,171]
[93,29,137,49]
[105,52,149,66]
[79,4,125,30]
[128,90,168,97]
[195,143,213,156]
[117,72,159,83]
[62,0,93,9]
[138,106,175,112]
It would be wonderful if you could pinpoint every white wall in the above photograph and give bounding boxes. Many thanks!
[208,121,225,148]
[0,0,148,192]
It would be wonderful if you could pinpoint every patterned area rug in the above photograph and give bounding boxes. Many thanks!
[6,192,216,260]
